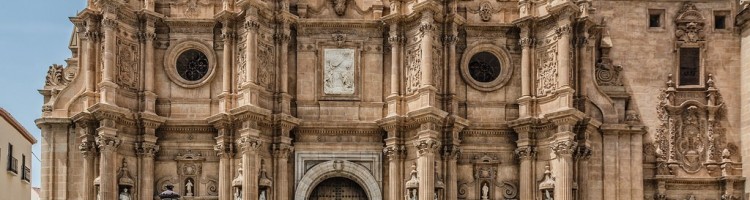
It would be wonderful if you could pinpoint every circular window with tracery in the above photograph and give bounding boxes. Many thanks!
[163,40,217,88]
[460,44,513,91]
[176,49,209,81]
[469,52,502,83]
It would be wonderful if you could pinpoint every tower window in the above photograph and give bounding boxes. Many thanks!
[679,48,700,85]
[649,9,665,28]
[715,15,727,29]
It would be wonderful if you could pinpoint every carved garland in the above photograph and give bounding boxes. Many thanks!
[406,46,422,94]
[257,42,275,91]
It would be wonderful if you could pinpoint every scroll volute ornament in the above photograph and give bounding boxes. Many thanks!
[675,3,705,43]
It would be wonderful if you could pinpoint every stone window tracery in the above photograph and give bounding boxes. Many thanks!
[176,49,209,81]
[460,44,513,92]
[468,52,501,83]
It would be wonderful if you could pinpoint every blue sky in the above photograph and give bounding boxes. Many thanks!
[0,1,86,187]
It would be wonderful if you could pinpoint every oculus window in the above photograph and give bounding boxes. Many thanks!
[176,49,209,81]
[468,52,502,83]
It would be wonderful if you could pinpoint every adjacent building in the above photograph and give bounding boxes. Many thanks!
[36,0,750,199]
[1,108,36,200]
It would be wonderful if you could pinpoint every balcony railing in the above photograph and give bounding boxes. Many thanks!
[21,165,30,182]
[7,157,17,174]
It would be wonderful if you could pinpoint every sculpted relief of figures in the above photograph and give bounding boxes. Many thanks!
[323,49,356,95]
[536,44,558,96]
[116,38,139,91]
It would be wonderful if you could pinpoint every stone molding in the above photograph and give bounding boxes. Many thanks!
[294,160,383,200]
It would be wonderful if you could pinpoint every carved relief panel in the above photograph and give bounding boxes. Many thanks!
[406,46,422,95]
[536,43,558,97]
[116,37,139,91]
[323,48,356,95]
[257,42,276,91]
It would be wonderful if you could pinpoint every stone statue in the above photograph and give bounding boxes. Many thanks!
[259,190,266,200]
[409,189,417,200]
[544,190,553,200]
[481,182,489,200]
[234,188,242,200]
[186,180,194,196]
[119,188,131,200]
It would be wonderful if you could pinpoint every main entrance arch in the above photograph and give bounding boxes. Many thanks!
[309,177,368,200]
[294,160,382,200]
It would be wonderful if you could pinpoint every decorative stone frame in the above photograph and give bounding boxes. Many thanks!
[460,44,513,91]
[294,160,383,200]
[673,2,707,89]
[163,39,218,88]
[317,45,362,101]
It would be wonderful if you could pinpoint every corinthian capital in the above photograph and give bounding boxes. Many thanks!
[383,145,405,161]
[551,140,577,156]
[101,18,118,30]
[135,142,160,158]
[237,136,262,153]
[273,144,294,159]
[515,146,535,160]
[519,37,534,48]
[214,142,234,158]
[96,135,121,153]
[414,138,441,156]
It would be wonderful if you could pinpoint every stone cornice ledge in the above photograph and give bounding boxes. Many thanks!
[230,104,272,123]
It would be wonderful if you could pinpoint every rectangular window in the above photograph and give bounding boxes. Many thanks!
[649,9,665,28]
[21,154,29,182]
[6,143,17,174]
[679,48,701,85]
[715,15,726,29]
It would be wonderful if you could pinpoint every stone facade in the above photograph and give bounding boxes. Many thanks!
[36,0,750,199]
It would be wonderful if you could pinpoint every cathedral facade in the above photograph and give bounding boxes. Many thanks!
[36,0,750,199]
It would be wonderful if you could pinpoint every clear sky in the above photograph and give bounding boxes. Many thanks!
[0,1,86,187]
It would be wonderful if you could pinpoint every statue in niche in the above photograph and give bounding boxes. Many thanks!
[409,189,417,200]
[323,49,355,95]
[481,182,489,200]
[259,190,266,200]
[185,179,194,196]
[234,188,242,200]
[543,190,554,200]
[119,188,131,200]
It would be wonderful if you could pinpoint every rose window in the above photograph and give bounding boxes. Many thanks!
[468,52,501,83]
[176,49,209,81]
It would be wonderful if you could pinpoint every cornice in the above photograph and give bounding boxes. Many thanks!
[87,103,132,121]
[1,108,37,144]
[230,105,272,124]
[736,7,750,29]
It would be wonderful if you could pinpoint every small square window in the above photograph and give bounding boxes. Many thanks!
[649,14,661,28]
[648,9,665,28]
[715,15,726,29]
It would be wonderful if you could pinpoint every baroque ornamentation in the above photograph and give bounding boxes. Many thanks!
[514,146,535,160]
[675,3,705,43]
[237,136,262,153]
[135,142,160,157]
[468,1,500,22]
[595,48,623,86]
[536,44,558,96]
[323,49,356,95]
[551,140,577,156]
[96,135,121,153]
[116,38,140,90]
[405,47,422,94]
[655,74,726,174]
[237,35,247,86]
[45,64,72,86]
[331,0,349,16]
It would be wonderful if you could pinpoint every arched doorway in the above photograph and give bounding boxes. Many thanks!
[309,177,368,200]
[294,160,382,200]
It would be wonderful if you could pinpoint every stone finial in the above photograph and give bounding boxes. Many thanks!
[539,165,555,191]
[405,163,419,189]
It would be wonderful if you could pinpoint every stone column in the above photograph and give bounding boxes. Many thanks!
[238,136,261,199]
[214,123,233,200]
[100,6,119,104]
[515,146,535,200]
[519,25,532,97]
[84,18,99,96]
[388,23,400,97]
[739,9,750,193]
[142,19,157,113]
[244,13,259,85]
[136,142,158,200]
[443,145,460,200]
[415,138,440,200]
[77,120,97,200]
[445,27,458,114]
[96,135,121,200]
[575,145,592,200]
[273,143,293,200]
[556,22,572,88]
[419,11,435,87]
[384,141,403,200]
[276,17,293,114]
[220,20,234,113]
[551,139,576,200]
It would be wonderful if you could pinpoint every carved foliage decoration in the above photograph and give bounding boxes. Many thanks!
[45,64,73,86]
[406,46,422,94]
[536,44,558,96]
[116,38,140,90]
[432,45,443,92]
[257,42,275,91]
[655,75,726,174]
[675,2,705,43]
[323,48,356,95]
